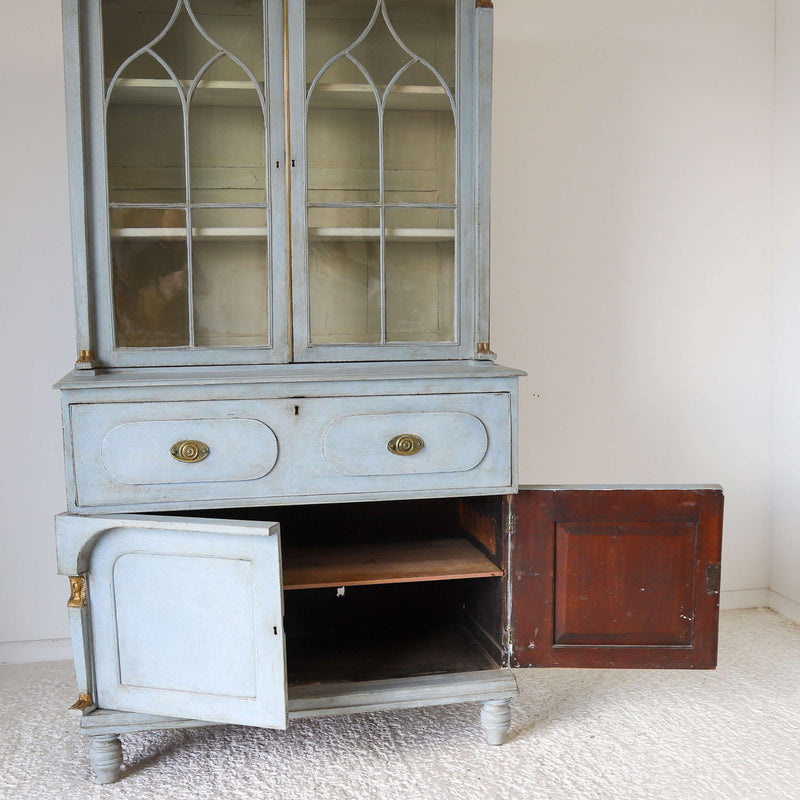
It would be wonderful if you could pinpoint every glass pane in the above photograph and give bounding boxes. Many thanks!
[385,208,455,343]
[102,0,178,84]
[189,59,266,204]
[307,69,380,205]
[172,0,265,83]
[106,57,185,204]
[308,208,381,344]
[192,209,270,347]
[151,6,217,83]
[306,0,379,85]
[386,0,456,88]
[110,208,190,347]
[384,63,455,205]
[349,7,411,88]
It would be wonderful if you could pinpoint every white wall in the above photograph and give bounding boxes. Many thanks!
[0,0,781,658]
[491,0,774,598]
[0,0,75,657]
[0,0,79,660]
[773,1,800,608]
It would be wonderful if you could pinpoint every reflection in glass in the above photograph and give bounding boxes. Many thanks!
[106,57,186,204]
[192,209,270,347]
[308,209,381,344]
[385,208,455,343]
[111,209,190,347]
[189,59,266,205]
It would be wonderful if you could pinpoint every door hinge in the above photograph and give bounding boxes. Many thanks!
[67,576,87,609]
[502,624,516,667]
[503,508,517,539]
[70,693,94,711]
[502,624,515,649]
[706,563,721,595]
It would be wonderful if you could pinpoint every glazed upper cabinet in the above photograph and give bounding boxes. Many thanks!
[67,0,491,367]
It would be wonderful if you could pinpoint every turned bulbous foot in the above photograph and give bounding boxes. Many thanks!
[87,733,123,784]
[480,698,512,745]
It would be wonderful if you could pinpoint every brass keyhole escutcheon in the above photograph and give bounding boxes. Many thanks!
[170,440,210,463]
[388,434,424,456]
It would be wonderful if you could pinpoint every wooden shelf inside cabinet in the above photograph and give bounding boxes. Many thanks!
[308,227,455,243]
[282,538,503,591]
[309,83,453,111]
[287,624,499,685]
[108,78,263,107]
[110,227,267,242]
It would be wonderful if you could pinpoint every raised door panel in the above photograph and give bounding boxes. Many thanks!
[62,515,288,728]
[510,487,724,669]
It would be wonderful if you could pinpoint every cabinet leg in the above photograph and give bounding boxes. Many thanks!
[480,698,512,745]
[87,733,123,784]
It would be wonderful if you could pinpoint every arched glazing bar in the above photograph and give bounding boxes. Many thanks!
[102,0,271,351]
[305,0,458,346]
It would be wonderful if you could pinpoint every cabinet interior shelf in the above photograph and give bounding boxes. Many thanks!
[110,227,266,241]
[282,537,502,591]
[111,227,455,243]
[309,227,455,242]
[107,80,453,111]
[309,83,453,111]
[109,78,263,107]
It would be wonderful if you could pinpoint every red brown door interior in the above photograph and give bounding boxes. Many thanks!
[510,487,724,669]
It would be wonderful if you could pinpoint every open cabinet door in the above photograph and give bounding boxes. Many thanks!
[510,487,723,669]
[56,514,288,728]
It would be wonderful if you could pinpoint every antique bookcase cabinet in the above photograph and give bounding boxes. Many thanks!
[55,0,724,784]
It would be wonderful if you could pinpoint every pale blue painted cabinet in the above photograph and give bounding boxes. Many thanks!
[56,4,727,782]
[57,0,524,783]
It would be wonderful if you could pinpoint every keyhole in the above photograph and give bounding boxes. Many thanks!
[273,626,278,636]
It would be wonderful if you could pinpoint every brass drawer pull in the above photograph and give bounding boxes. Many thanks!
[388,434,424,456]
[170,440,210,463]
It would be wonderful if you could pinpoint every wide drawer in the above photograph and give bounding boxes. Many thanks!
[65,391,515,511]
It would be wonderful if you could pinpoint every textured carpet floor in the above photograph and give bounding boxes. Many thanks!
[1,608,798,800]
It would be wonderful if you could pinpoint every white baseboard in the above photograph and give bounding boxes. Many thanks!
[720,588,771,610]
[720,588,800,623]
[766,590,800,625]
[0,639,73,665]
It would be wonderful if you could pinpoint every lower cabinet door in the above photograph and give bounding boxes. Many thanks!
[56,514,287,728]
[510,487,724,669]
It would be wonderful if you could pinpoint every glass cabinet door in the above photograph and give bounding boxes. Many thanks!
[98,0,288,365]
[79,0,481,366]
[291,0,471,361]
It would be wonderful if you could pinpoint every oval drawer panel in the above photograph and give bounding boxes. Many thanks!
[323,412,489,477]
[101,419,279,486]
